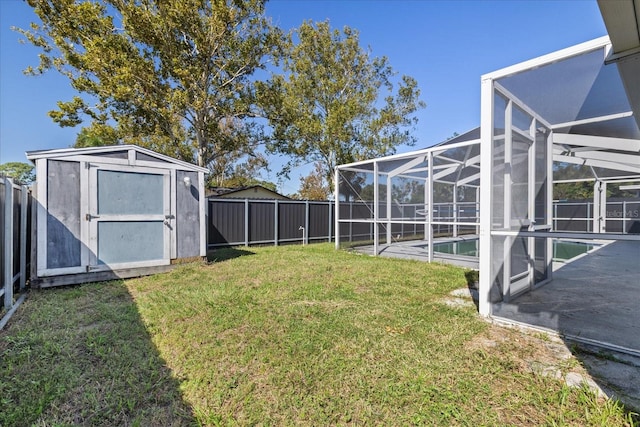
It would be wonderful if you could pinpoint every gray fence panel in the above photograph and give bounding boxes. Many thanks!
[208,200,245,246]
[249,202,275,243]
[0,181,5,300]
[308,203,330,240]
[208,197,640,250]
[1,176,31,318]
[13,187,21,276]
[278,202,305,241]
[625,202,640,233]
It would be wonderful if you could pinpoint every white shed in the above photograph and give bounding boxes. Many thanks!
[26,145,208,287]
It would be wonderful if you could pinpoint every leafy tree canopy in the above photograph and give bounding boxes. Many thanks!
[259,20,425,191]
[0,162,36,185]
[295,162,330,201]
[18,0,280,171]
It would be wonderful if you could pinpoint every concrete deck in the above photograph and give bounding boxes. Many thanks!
[351,236,480,269]
[493,240,640,355]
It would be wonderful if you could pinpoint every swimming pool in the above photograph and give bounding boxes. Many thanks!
[432,238,600,262]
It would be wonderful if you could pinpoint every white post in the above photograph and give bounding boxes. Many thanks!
[502,99,513,302]
[478,76,495,316]
[373,161,379,256]
[453,185,458,238]
[593,180,607,233]
[546,129,554,281]
[386,175,392,245]
[427,152,434,263]
[476,187,480,235]
[334,168,340,249]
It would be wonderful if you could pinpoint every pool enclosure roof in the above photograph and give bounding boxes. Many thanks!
[338,35,640,186]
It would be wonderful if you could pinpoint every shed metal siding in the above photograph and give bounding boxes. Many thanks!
[177,171,201,258]
[47,160,81,269]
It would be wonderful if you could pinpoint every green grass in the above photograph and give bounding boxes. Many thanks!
[1,243,637,426]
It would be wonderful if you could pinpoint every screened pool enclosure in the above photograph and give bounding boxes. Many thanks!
[335,34,640,352]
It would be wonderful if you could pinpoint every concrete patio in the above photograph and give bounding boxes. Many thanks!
[492,240,640,356]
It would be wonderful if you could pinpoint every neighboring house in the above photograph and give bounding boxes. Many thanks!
[207,185,290,200]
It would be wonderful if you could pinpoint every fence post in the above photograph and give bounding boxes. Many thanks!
[4,177,14,311]
[19,185,28,291]
[328,201,332,243]
[274,199,279,246]
[304,200,310,245]
[244,199,249,246]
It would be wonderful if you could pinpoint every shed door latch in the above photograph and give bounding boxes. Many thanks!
[85,213,99,221]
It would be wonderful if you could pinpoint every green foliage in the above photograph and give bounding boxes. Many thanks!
[74,122,119,148]
[259,20,425,190]
[0,162,35,185]
[296,162,331,200]
[17,0,280,171]
[553,163,639,200]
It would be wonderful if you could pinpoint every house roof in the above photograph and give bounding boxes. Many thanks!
[207,185,290,199]
[25,144,209,173]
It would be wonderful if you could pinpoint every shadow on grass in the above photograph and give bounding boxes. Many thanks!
[0,281,196,426]
[464,269,480,310]
[207,247,256,263]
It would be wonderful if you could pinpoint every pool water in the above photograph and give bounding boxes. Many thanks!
[432,240,479,257]
[432,239,598,262]
[552,241,597,261]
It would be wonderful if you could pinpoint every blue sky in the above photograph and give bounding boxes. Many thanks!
[0,0,607,193]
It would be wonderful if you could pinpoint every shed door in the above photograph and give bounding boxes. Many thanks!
[88,165,171,271]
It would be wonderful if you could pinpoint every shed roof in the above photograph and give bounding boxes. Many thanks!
[25,144,209,173]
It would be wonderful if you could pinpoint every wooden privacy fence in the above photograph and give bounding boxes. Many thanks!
[0,176,31,323]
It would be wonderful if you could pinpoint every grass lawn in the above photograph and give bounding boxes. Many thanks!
[1,243,637,426]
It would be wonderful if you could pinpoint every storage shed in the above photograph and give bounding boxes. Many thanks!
[26,145,208,287]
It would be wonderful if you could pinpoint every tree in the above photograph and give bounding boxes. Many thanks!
[17,0,280,171]
[75,123,119,148]
[297,162,330,200]
[0,162,36,185]
[208,152,276,191]
[259,20,425,191]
